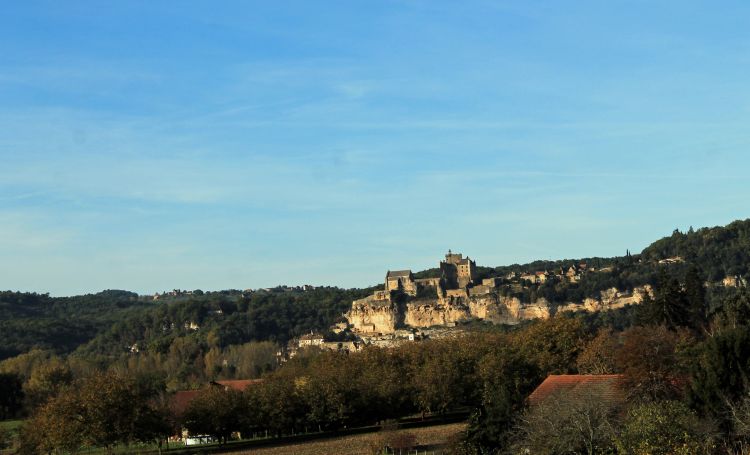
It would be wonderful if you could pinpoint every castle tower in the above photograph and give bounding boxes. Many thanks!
[440,250,477,289]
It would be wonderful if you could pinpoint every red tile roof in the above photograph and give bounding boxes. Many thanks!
[527,374,624,406]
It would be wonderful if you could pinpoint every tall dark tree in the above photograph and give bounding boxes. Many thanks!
[684,266,708,331]
[641,270,691,329]
[711,289,750,332]
[0,372,24,419]
[689,326,750,431]
[466,347,539,451]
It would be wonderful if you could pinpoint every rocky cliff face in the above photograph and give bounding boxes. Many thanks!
[347,285,652,334]
[349,293,552,333]
[404,299,471,328]
[556,285,652,314]
[467,294,551,324]
[346,297,400,333]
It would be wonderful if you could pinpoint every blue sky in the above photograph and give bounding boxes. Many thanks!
[1,1,749,296]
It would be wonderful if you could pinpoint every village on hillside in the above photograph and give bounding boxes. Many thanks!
[282,251,634,359]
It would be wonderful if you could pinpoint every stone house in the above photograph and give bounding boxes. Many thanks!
[566,266,581,283]
[298,333,325,347]
[385,270,418,295]
[535,271,549,283]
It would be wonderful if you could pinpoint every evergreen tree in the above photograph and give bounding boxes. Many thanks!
[689,326,750,432]
[648,270,690,329]
[0,372,23,419]
[684,266,708,331]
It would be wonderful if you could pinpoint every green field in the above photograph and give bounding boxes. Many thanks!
[0,420,22,432]
[0,421,22,455]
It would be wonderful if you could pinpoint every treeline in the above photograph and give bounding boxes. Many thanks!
[77,286,370,358]
[0,287,372,394]
[0,290,153,360]
[642,220,750,280]
[6,273,750,453]
[12,281,750,453]
[7,316,587,453]
[0,339,279,409]
[1,286,371,367]
[3,219,749,367]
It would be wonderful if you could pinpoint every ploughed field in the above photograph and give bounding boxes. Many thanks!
[227,422,466,455]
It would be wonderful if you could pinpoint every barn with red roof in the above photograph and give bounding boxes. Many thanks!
[528,374,625,407]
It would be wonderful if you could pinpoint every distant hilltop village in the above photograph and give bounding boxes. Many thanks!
[344,251,652,336]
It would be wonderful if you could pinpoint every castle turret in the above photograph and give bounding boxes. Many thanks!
[440,250,477,289]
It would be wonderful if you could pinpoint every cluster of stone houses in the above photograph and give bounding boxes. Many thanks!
[383,253,599,294]
[289,325,462,357]
[152,289,199,300]
[517,263,597,285]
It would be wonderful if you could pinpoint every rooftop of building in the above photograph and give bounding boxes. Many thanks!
[527,374,624,406]
[386,270,413,278]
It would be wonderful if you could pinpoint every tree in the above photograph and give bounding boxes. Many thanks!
[0,372,23,419]
[297,373,347,432]
[615,401,715,455]
[411,341,476,416]
[182,385,247,444]
[683,266,708,331]
[615,326,689,402]
[466,346,538,451]
[512,316,587,375]
[515,390,619,455]
[710,289,750,332]
[577,328,619,375]
[23,357,73,409]
[19,385,86,455]
[643,271,691,329]
[246,374,306,437]
[22,371,171,455]
[689,326,750,430]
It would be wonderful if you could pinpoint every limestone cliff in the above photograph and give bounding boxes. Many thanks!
[404,299,471,328]
[556,285,653,314]
[347,285,652,334]
[346,296,400,333]
[350,292,553,333]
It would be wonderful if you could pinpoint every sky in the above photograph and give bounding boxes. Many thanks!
[1,1,750,296]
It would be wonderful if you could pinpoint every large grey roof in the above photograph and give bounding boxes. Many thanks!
[387,270,412,278]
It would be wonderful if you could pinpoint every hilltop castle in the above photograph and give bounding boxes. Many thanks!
[384,250,478,298]
[345,250,653,335]
[347,251,497,333]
